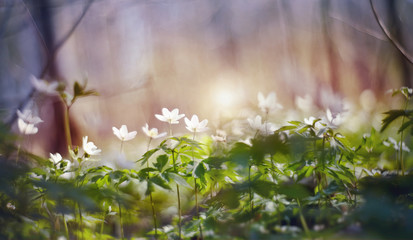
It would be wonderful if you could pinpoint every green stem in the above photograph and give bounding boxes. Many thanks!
[172,151,182,239]
[297,199,311,239]
[77,201,83,240]
[399,100,408,176]
[192,132,203,239]
[176,184,182,240]
[63,214,69,239]
[63,106,72,150]
[100,213,105,239]
[248,165,253,216]
[146,139,157,239]
[118,200,124,239]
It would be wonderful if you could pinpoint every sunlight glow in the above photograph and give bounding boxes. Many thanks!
[215,89,237,108]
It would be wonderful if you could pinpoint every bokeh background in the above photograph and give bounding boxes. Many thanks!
[1,0,413,158]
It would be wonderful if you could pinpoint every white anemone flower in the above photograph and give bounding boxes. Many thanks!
[155,108,185,124]
[30,75,58,95]
[184,115,208,133]
[142,124,167,139]
[384,137,410,152]
[112,125,137,142]
[49,153,62,164]
[82,136,101,155]
[17,109,43,125]
[324,109,344,128]
[247,115,264,131]
[247,115,276,136]
[258,92,283,113]
[211,130,227,142]
[304,116,317,126]
[17,118,38,135]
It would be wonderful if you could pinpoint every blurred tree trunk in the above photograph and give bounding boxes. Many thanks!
[321,0,340,92]
[32,0,70,155]
[387,1,411,88]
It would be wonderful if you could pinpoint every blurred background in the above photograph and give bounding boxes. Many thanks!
[1,0,413,157]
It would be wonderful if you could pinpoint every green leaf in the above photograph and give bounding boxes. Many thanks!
[150,175,172,190]
[146,181,155,196]
[398,119,413,134]
[288,121,302,126]
[138,148,159,165]
[193,161,206,185]
[167,172,191,188]
[278,184,311,199]
[214,188,240,209]
[136,167,157,180]
[277,125,297,132]
[252,180,277,198]
[381,110,411,132]
[154,154,168,172]
[74,81,83,97]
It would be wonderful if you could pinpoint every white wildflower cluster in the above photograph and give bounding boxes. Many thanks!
[16,109,43,135]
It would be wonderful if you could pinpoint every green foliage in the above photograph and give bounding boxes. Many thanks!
[3,86,413,239]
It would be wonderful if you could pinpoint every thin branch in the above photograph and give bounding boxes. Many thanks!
[6,0,95,127]
[369,0,413,65]
[329,13,387,41]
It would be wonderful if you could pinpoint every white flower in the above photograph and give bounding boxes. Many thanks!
[6,203,15,210]
[142,124,167,139]
[304,116,317,126]
[211,130,227,142]
[112,125,137,141]
[17,118,38,135]
[248,115,264,131]
[30,75,58,95]
[155,108,185,124]
[384,137,410,152]
[184,115,208,133]
[49,153,62,164]
[17,109,43,124]
[324,109,343,128]
[258,92,283,113]
[247,115,276,136]
[82,136,101,155]
[60,160,71,172]
[295,94,314,113]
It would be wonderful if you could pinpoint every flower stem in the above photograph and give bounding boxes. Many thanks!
[192,132,203,240]
[172,151,182,239]
[399,100,408,176]
[100,213,105,239]
[63,106,72,150]
[176,184,182,240]
[63,214,69,239]
[120,141,124,154]
[248,165,253,217]
[77,201,83,240]
[118,199,124,239]
[297,198,311,239]
[146,139,157,239]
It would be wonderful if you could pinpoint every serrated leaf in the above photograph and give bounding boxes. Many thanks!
[150,175,172,190]
[167,172,191,188]
[138,148,159,165]
[193,161,206,185]
[154,154,169,172]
